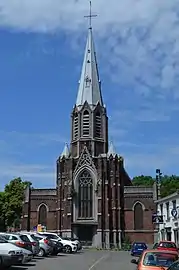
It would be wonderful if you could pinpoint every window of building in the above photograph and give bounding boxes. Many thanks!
[82,110,90,137]
[172,200,176,209]
[38,205,47,226]
[95,111,101,138]
[134,202,143,230]
[78,170,93,219]
[73,113,78,140]
[160,204,163,216]
[166,202,170,220]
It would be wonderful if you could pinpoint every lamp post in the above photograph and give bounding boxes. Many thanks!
[26,183,32,232]
[156,169,162,200]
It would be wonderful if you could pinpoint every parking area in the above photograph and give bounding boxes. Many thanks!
[11,250,135,270]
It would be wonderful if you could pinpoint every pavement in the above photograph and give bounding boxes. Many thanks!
[11,250,136,270]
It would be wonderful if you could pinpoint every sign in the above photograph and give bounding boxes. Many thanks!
[171,208,178,218]
[152,214,163,223]
[37,224,46,232]
[37,224,42,232]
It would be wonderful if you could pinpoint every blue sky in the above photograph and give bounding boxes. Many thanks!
[0,0,179,189]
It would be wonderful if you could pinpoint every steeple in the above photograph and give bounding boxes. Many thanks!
[76,27,103,107]
[71,2,108,157]
[108,141,116,156]
[60,143,70,159]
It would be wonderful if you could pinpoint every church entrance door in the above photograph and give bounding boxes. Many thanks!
[77,225,94,246]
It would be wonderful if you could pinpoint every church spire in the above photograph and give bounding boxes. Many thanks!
[75,2,103,107]
[108,141,116,156]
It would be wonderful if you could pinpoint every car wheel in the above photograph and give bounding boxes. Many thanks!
[64,245,72,253]
[38,248,45,257]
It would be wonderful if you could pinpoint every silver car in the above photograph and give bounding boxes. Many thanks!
[29,234,52,257]
[18,232,40,256]
[0,233,33,263]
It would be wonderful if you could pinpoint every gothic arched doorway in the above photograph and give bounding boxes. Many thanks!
[38,204,47,226]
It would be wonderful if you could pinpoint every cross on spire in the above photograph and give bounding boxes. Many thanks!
[84,1,97,29]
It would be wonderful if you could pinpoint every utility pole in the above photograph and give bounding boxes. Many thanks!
[25,183,31,232]
[156,169,162,200]
[155,169,162,242]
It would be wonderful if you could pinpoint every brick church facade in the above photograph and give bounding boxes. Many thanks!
[21,26,156,247]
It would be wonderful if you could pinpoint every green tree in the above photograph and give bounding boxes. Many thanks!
[132,174,179,198]
[132,175,155,186]
[0,192,6,231]
[160,175,179,198]
[3,177,31,228]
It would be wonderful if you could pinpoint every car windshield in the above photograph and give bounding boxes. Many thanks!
[43,234,58,240]
[133,243,146,248]
[159,242,176,248]
[31,235,43,241]
[168,260,179,270]
[143,252,178,267]
[0,236,7,243]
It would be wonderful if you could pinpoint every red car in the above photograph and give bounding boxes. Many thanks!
[156,241,178,253]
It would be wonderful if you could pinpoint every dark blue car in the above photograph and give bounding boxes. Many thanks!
[131,242,147,256]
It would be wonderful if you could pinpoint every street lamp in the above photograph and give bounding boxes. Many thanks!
[156,169,162,200]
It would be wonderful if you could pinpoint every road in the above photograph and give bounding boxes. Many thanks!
[12,250,136,270]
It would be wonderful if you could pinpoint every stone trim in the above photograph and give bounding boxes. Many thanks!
[37,203,49,212]
[125,230,155,233]
[132,201,145,211]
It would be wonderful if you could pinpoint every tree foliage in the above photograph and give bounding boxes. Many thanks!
[132,174,179,198]
[0,177,31,230]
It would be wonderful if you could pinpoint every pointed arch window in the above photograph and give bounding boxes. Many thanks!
[134,202,143,230]
[38,204,47,226]
[73,113,78,140]
[83,110,90,137]
[95,111,101,138]
[78,170,93,218]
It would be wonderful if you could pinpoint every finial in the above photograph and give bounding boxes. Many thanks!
[84,1,97,29]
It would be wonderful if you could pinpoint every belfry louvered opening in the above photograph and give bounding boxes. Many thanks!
[95,111,101,138]
[73,113,78,140]
[83,110,90,136]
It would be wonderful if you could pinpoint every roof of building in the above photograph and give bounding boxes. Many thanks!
[155,190,179,203]
[76,27,103,107]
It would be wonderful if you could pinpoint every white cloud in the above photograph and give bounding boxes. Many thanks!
[124,145,179,177]
[0,0,178,98]
[0,162,55,190]
[0,131,63,189]
[0,130,66,149]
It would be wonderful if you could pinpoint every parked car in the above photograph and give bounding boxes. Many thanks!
[131,242,148,257]
[156,241,178,253]
[63,237,82,251]
[29,234,53,257]
[18,232,40,256]
[153,243,159,249]
[131,249,178,270]
[0,232,33,263]
[45,236,64,255]
[38,232,78,253]
[167,259,179,270]
[0,236,23,268]
[0,233,32,253]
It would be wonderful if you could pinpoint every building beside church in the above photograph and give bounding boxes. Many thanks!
[21,25,156,247]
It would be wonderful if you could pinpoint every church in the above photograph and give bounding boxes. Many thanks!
[21,24,156,247]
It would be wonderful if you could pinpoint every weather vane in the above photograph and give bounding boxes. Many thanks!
[84,1,97,29]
